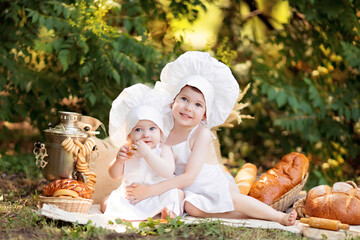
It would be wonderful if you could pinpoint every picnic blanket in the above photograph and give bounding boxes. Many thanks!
[37,204,360,239]
[37,204,300,232]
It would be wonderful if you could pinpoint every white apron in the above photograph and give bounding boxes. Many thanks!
[104,146,180,220]
[172,125,234,213]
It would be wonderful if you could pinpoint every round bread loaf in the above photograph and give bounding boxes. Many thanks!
[304,182,360,225]
[249,152,309,204]
[42,179,92,199]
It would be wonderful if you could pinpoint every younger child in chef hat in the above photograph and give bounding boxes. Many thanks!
[109,83,174,148]
[102,83,183,220]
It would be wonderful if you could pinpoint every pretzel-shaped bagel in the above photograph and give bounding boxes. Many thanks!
[60,137,97,194]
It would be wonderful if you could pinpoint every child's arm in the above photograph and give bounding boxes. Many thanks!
[108,145,130,179]
[126,127,212,202]
[133,141,175,178]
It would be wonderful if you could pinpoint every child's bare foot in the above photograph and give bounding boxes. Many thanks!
[160,207,176,219]
[280,209,297,226]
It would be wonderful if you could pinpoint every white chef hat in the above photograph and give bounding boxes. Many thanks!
[109,83,173,148]
[158,51,240,128]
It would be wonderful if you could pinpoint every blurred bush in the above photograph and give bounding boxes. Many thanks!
[1,0,359,187]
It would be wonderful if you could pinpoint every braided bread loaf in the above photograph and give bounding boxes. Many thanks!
[42,179,92,199]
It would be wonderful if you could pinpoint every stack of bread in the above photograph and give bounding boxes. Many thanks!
[39,178,94,213]
[39,137,97,213]
[303,181,360,225]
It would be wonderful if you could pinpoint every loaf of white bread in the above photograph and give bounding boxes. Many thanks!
[304,181,360,225]
[235,163,257,195]
[249,152,309,204]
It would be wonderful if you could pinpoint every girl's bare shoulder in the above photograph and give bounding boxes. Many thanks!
[190,125,212,143]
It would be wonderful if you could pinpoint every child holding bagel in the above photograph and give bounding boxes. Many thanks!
[101,84,183,221]
[124,51,297,225]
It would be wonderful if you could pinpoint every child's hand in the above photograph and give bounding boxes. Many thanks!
[131,140,151,158]
[116,145,132,162]
[125,183,152,204]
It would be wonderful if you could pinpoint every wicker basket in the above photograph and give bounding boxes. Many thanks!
[269,172,309,212]
[39,196,93,214]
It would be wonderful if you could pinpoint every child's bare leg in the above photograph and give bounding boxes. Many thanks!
[229,182,297,226]
[185,201,247,219]
[100,195,109,213]
[161,189,184,219]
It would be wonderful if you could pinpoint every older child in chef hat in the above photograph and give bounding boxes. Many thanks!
[102,83,183,220]
[125,52,297,225]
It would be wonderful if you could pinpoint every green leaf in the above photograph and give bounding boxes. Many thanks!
[88,93,96,106]
[112,69,120,84]
[39,15,45,25]
[267,86,276,101]
[44,17,53,30]
[352,107,360,122]
[52,38,63,52]
[276,91,287,108]
[54,3,62,16]
[123,19,132,32]
[58,49,70,71]
[32,12,38,23]
[63,7,70,19]
[344,107,351,121]
[288,95,299,110]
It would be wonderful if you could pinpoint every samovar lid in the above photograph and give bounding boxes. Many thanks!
[44,111,88,137]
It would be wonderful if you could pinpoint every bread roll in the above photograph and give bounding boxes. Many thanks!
[304,182,360,225]
[235,163,257,195]
[249,152,309,204]
[42,179,92,199]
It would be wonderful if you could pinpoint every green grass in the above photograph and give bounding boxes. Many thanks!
[1,203,307,240]
[0,153,42,180]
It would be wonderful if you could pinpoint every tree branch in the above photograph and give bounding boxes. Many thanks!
[243,0,275,30]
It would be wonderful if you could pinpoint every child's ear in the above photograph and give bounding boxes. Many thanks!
[202,114,206,121]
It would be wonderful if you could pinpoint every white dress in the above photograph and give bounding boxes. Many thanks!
[172,125,235,213]
[104,146,181,220]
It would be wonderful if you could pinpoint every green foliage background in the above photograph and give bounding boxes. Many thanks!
[1,0,359,188]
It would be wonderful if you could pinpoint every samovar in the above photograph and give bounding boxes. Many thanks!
[33,111,91,182]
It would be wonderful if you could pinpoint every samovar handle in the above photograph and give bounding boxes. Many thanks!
[33,142,49,168]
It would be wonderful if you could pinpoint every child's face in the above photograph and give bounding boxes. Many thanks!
[128,120,162,149]
[172,86,206,127]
